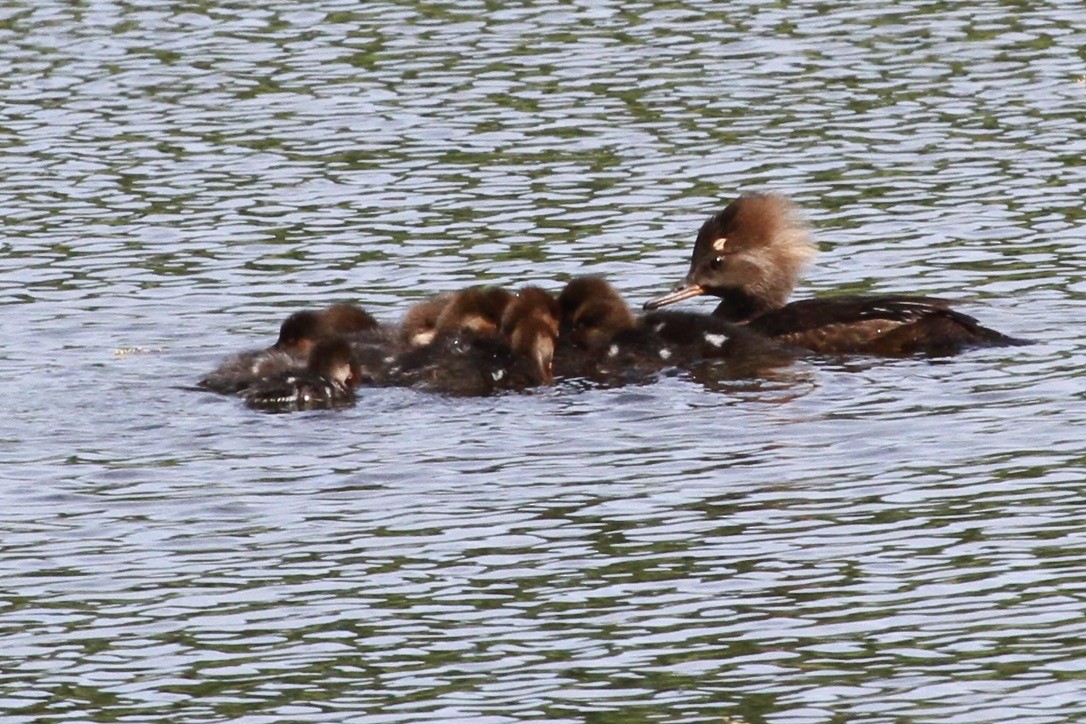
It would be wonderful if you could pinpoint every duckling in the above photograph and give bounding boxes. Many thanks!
[501,285,560,385]
[397,286,514,347]
[321,302,379,335]
[199,303,379,394]
[382,286,556,396]
[558,276,798,380]
[399,293,453,348]
[558,276,637,354]
[243,338,360,412]
[434,286,515,337]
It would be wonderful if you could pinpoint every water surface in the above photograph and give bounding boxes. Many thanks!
[2,1,1085,721]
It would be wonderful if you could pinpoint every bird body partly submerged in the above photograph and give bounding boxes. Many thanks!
[243,338,360,412]
[199,303,379,394]
[644,193,1025,356]
[556,276,800,381]
[378,285,559,396]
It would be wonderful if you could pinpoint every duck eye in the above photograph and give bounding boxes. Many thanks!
[709,256,724,271]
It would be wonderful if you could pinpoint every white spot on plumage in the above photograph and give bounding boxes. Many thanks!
[658,347,672,360]
[712,236,728,252]
[608,344,619,358]
[704,333,727,347]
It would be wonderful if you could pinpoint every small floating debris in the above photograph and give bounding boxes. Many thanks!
[114,346,166,357]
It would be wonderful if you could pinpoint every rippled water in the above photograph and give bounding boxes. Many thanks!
[3,1,1085,721]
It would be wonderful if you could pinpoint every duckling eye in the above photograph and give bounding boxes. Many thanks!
[709,256,724,271]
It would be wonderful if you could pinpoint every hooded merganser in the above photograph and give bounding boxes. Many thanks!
[382,286,557,396]
[398,286,513,347]
[501,286,560,385]
[243,338,360,412]
[557,276,795,381]
[199,303,378,394]
[434,286,515,336]
[400,293,453,347]
[643,193,1027,356]
[321,302,379,335]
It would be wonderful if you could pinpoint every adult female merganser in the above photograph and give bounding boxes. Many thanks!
[643,193,1026,356]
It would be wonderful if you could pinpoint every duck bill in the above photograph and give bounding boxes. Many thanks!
[642,283,706,311]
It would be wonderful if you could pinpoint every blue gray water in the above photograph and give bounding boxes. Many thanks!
[2,1,1085,721]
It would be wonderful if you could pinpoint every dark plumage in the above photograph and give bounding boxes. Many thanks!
[644,193,1026,356]
[199,303,379,394]
[557,276,797,381]
[243,338,360,412]
[382,330,539,396]
[381,285,558,396]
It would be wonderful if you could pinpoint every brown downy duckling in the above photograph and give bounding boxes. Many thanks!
[243,338,360,412]
[399,293,453,348]
[558,276,637,354]
[501,286,560,385]
[557,276,793,381]
[434,286,515,336]
[321,302,380,336]
[554,276,637,379]
[643,193,1027,356]
[382,286,556,396]
[199,303,378,394]
[397,286,514,347]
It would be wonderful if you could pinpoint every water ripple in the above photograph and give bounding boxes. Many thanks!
[2,0,1085,721]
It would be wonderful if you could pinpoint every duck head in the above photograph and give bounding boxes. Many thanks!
[502,286,560,384]
[320,302,379,334]
[273,310,326,357]
[307,338,362,389]
[434,286,514,338]
[558,276,636,353]
[644,193,815,321]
